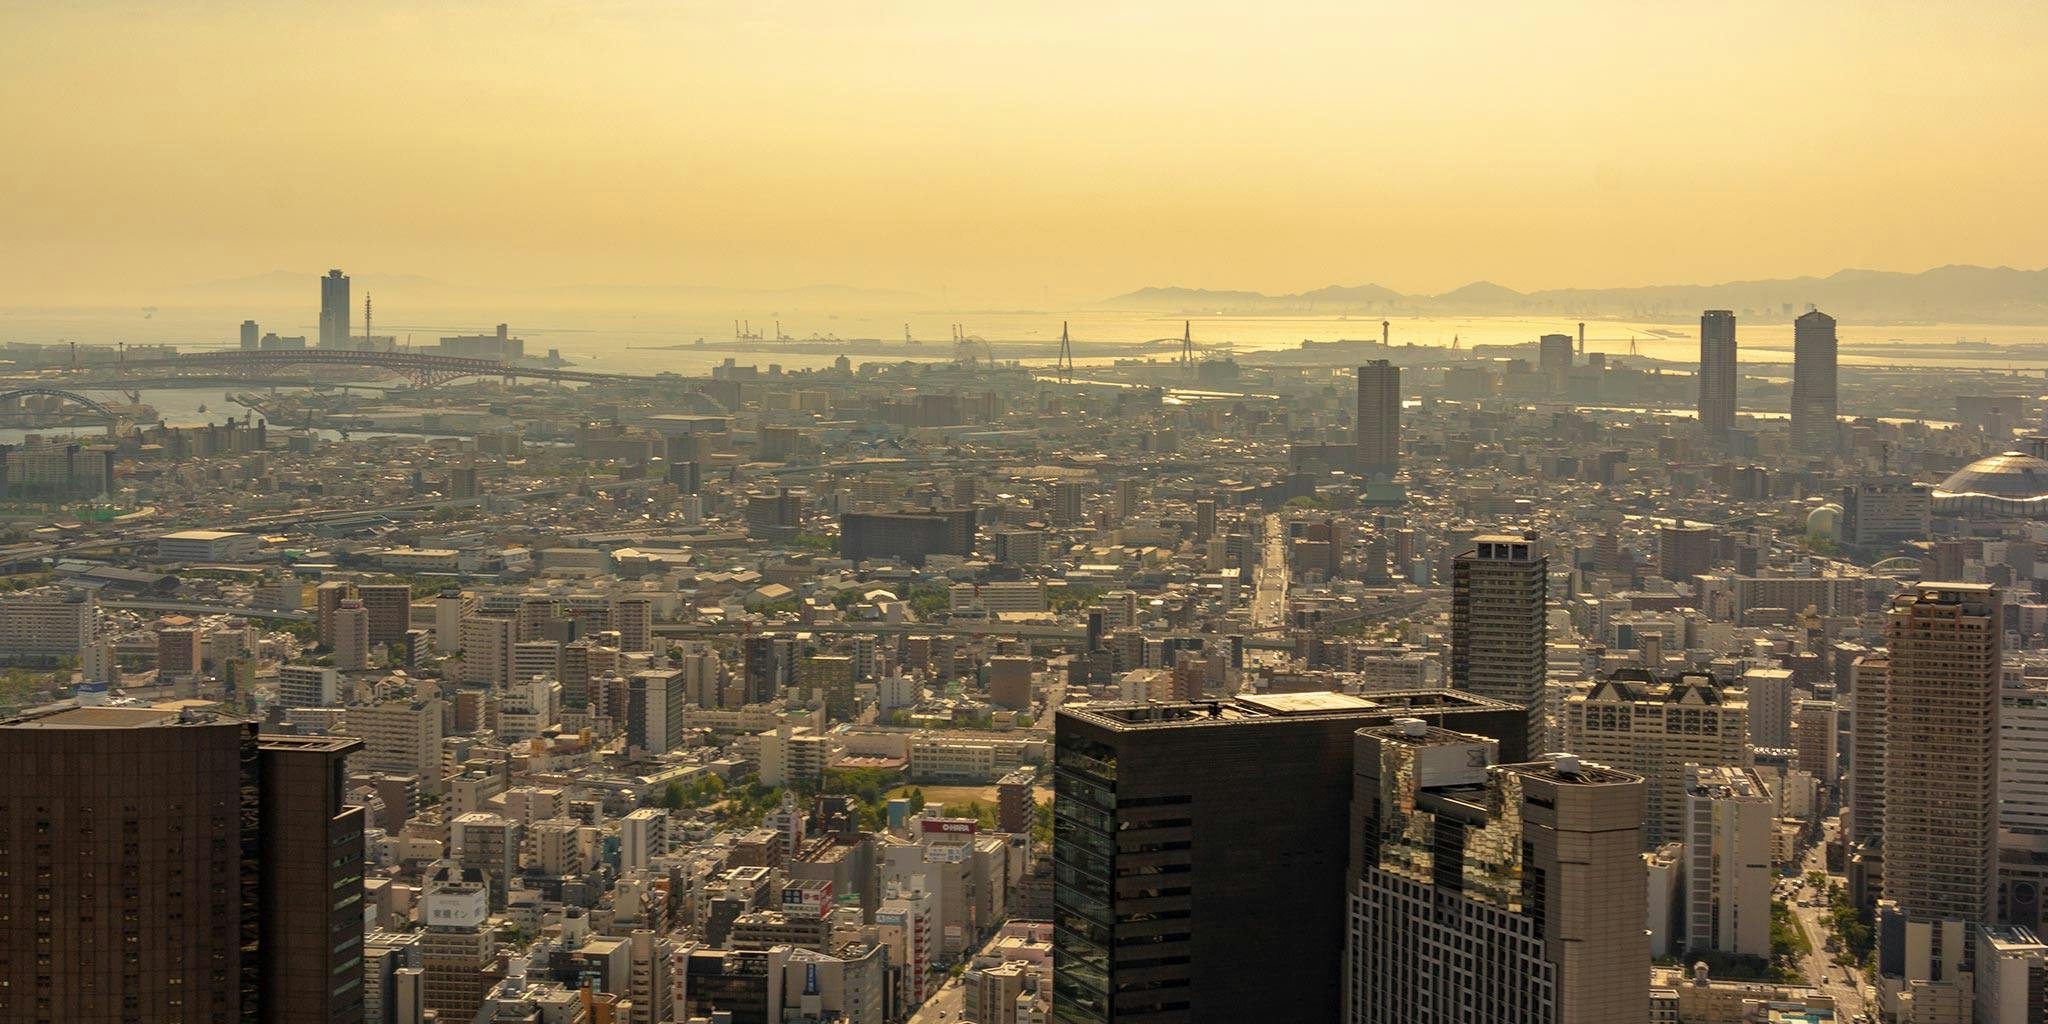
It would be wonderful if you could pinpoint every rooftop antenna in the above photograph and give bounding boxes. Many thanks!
[1181,320,1194,371]
[1057,321,1074,385]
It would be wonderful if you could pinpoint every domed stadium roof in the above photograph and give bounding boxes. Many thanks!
[1936,452,2048,499]
[1932,452,2048,518]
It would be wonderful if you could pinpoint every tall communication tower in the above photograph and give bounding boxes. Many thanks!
[1577,321,1586,356]
[1057,321,1074,384]
[363,294,372,342]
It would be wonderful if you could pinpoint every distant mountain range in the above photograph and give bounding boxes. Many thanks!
[1103,265,2048,323]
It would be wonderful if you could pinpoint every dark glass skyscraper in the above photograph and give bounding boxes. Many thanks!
[1051,690,1528,1024]
[1698,309,1737,441]
[1791,309,1838,457]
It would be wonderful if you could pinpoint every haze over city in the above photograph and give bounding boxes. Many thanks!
[5,2,2048,307]
[7,4,2048,1024]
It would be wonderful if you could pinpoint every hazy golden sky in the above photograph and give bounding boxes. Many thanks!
[3,1,2046,305]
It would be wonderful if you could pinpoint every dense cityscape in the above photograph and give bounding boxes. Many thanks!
[12,3,2048,1023]
[0,262,2046,1024]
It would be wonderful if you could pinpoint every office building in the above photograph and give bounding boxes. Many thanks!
[1658,522,1716,582]
[1840,479,1931,547]
[419,862,499,1021]
[1052,689,1528,1023]
[1356,360,1400,479]
[1883,585,2001,929]
[320,268,350,348]
[279,663,341,709]
[1538,332,1573,394]
[1976,926,2048,1024]
[1743,666,1795,749]
[1790,309,1838,457]
[1698,309,1737,441]
[627,668,686,755]
[347,697,444,794]
[1451,532,1550,753]
[332,598,370,670]
[241,318,260,350]
[1564,669,1752,847]
[1794,698,1839,780]
[2004,672,2048,847]
[1682,765,1774,958]
[840,508,974,566]
[0,708,364,1024]
[356,583,412,645]
[0,587,97,660]
[1344,720,1647,1024]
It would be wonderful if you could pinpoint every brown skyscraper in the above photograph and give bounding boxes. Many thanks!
[1452,532,1551,754]
[1698,309,1737,442]
[1790,309,1838,457]
[1356,360,1400,479]
[1883,584,2001,928]
[0,707,364,1024]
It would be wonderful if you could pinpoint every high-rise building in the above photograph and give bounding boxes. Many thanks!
[355,583,412,645]
[1883,584,2001,929]
[460,614,516,690]
[418,862,499,1020]
[1538,332,1573,394]
[279,663,342,708]
[319,268,350,348]
[628,668,686,755]
[241,318,260,350]
[1052,689,1529,1023]
[1681,764,1775,958]
[315,579,354,648]
[1356,361,1400,479]
[1791,309,1838,457]
[2003,671,2048,849]
[347,697,445,793]
[1344,720,1647,1024]
[0,708,364,1024]
[332,598,370,670]
[1698,309,1737,441]
[1743,666,1796,749]
[1657,522,1717,582]
[1451,532,1550,753]
[1794,698,1840,780]
[1847,654,1888,851]
[1051,480,1087,527]
[1564,669,1752,847]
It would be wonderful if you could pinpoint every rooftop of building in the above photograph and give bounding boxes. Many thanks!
[0,704,236,730]
[1500,756,1640,787]
[1059,687,1519,730]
